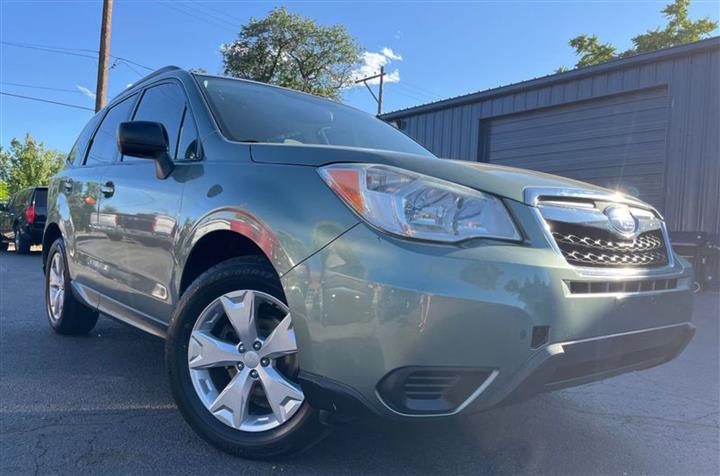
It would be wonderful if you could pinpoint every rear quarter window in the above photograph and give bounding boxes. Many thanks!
[85,95,137,166]
[33,189,48,208]
[67,113,103,165]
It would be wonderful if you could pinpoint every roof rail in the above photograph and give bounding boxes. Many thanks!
[129,65,182,89]
[110,66,183,102]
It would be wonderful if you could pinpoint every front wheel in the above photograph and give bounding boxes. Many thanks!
[165,257,329,459]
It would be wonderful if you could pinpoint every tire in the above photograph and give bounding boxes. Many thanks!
[45,238,99,335]
[0,240,8,252]
[166,257,329,459]
[14,228,31,254]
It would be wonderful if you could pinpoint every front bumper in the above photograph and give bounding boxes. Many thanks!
[485,322,694,409]
[282,207,695,419]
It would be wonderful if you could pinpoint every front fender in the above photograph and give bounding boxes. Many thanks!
[172,159,360,295]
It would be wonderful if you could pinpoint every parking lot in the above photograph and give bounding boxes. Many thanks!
[0,249,718,475]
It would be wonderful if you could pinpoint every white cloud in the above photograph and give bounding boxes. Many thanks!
[351,48,403,86]
[76,85,96,101]
[381,48,402,61]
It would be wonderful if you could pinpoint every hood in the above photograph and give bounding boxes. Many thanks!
[250,143,619,205]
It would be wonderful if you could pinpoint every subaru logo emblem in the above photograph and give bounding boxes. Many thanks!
[604,205,637,236]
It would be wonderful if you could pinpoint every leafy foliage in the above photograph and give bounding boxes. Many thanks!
[220,7,361,100]
[632,0,718,53]
[569,35,618,68]
[0,133,64,195]
[563,0,717,69]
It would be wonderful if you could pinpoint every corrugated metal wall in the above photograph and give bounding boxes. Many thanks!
[481,87,671,210]
[388,41,720,235]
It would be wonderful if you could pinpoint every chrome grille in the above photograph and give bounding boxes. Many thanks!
[548,220,669,268]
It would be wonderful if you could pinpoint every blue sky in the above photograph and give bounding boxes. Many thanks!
[1,0,718,152]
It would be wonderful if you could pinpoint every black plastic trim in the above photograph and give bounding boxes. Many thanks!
[297,371,377,418]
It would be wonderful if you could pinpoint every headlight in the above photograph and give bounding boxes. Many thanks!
[318,164,521,243]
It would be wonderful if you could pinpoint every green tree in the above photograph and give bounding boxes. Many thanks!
[0,133,65,195]
[562,0,717,69]
[569,35,618,68]
[632,0,718,53]
[220,7,361,99]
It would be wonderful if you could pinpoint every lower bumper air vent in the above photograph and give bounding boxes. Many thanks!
[377,367,493,415]
[568,278,678,295]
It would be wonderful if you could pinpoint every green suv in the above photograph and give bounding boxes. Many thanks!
[43,66,695,458]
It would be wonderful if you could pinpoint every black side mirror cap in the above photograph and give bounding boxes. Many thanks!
[117,121,174,179]
[118,121,168,158]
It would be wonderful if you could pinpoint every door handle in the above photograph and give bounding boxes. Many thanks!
[100,182,115,197]
[62,179,73,192]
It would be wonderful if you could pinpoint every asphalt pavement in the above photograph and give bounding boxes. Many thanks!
[1,249,718,475]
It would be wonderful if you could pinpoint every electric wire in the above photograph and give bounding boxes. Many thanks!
[0,91,95,111]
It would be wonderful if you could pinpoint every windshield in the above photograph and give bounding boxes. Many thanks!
[197,75,434,157]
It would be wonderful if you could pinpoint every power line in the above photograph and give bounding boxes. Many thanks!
[399,80,445,100]
[0,40,96,54]
[160,1,236,33]
[390,87,432,104]
[1,40,154,71]
[186,1,240,29]
[0,91,95,111]
[0,41,97,59]
[0,81,85,94]
[118,59,144,76]
[193,1,245,24]
[112,56,153,71]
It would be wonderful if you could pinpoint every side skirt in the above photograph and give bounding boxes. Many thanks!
[71,281,168,339]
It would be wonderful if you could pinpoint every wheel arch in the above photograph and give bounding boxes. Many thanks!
[176,206,302,298]
[178,229,279,297]
[42,222,63,272]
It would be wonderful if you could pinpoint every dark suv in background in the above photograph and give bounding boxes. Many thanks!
[0,186,47,253]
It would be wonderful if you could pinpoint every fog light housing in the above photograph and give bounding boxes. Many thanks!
[377,367,494,415]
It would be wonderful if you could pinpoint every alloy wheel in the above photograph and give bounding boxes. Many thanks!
[187,290,304,432]
[47,252,65,321]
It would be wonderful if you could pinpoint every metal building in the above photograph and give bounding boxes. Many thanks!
[381,38,720,236]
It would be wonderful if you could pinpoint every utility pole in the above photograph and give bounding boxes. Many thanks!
[355,66,386,116]
[377,66,384,115]
[95,0,113,112]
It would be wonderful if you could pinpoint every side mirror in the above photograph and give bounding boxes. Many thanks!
[118,121,174,179]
